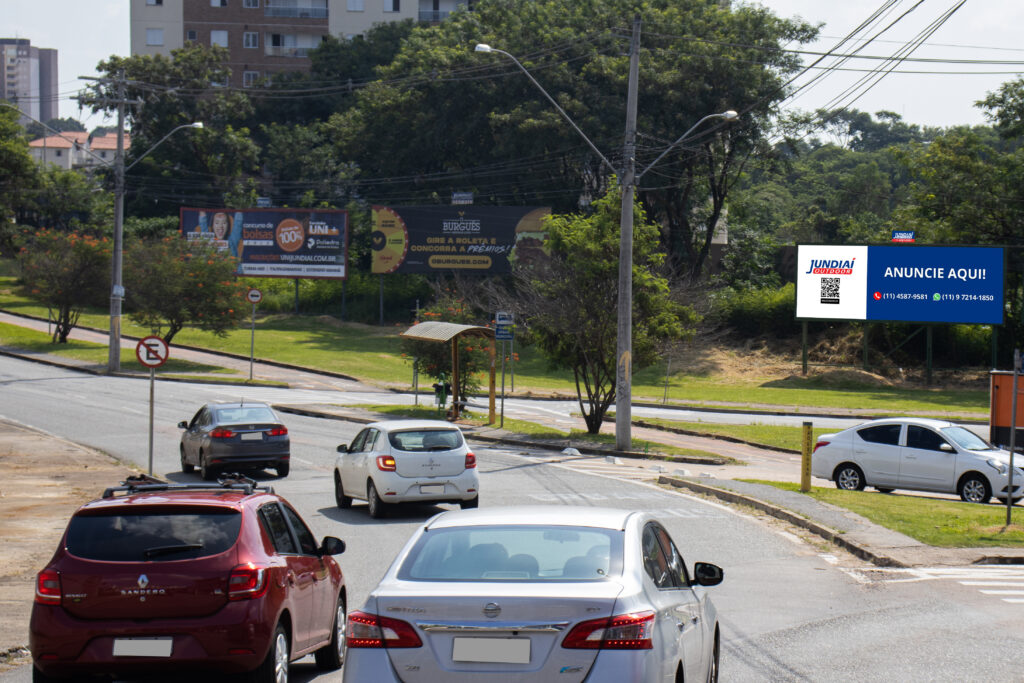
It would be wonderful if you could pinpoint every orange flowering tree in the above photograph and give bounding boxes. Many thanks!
[124,237,246,344]
[399,294,491,401]
[17,229,111,343]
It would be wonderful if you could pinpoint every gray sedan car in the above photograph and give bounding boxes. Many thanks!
[178,401,290,480]
[343,506,723,683]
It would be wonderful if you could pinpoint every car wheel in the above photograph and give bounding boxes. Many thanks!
[958,473,991,504]
[834,464,866,491]
[334,472,352,509]
[276,462,290,478]
[706,629,720,683]
[180,444,194,474]
[200,452,216,481]
[875,487,893,494]
[314,593,346,671]
[460,495,479,509]
[246,622,289,683]
[367,481,387,519]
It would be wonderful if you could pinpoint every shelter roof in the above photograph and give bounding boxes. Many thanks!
[400,321,494,343]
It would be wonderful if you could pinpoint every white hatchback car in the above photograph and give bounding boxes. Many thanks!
[812,417,1024,504]
[334,419,479,518]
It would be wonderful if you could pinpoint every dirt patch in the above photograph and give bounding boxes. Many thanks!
[0,420,134,672]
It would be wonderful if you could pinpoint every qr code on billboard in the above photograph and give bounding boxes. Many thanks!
[820,277,840,304]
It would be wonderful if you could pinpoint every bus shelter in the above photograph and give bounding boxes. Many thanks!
[400,321,496,423]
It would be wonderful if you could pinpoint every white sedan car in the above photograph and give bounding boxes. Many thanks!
[333,419,479,518]
[812,417,1024,504]
[342,506,724,683]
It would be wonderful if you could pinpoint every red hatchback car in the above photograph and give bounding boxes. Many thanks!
[29,475,347,683]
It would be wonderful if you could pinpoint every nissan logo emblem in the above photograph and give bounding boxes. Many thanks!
[483,602,501,618]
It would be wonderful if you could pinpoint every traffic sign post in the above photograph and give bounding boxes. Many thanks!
[247,289,262,381]
[135,336,169,476]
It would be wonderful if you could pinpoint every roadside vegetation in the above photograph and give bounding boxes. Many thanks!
[745,480,1024,548]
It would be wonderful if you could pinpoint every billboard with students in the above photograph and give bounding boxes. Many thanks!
[180,208,348,279]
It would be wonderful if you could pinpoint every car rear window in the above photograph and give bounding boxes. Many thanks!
[389,429,463,452]
[66,508,241,562]
[215,406,277,423]
[398,525,623,582]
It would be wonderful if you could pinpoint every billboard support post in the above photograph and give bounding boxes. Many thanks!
[1008,349,1019,527]
[801,322,808,376]
[926,325,933,386]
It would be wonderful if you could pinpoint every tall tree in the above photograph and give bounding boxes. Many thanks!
[515,187,694,433]
[0,106,39,235]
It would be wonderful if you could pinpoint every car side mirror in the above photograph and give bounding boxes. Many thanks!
[177,421,188,429]
[940,443,954,453]
[320,536,346,556]
[336,444,348,453]
[693,562,723,587]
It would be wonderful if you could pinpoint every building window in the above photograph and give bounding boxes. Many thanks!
[347,0,364,11]
[146,28,164,46]
[186,30,198,42]
[211,0,227,6]
[211,30,229,47]
[243,0,259,6]
[146,0,163,5]
[55,150,62,157]
[243,71,260,87]
[243,32,259,48]
[385,0,399,10]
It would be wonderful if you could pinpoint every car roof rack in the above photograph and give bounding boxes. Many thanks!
[102,473,275,499]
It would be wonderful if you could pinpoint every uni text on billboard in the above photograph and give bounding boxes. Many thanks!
[796,245,1004,324]
[180,208,348,279]
[371,205,549,274]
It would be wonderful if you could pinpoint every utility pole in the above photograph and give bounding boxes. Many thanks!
[109,74,127,372]
[615,16,641,451]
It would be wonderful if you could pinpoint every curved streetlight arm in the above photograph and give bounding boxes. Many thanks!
[636,110,738,181]
[124,122,203,173]
[475,44,617,176]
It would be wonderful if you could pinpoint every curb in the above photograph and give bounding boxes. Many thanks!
[656,475,908,568]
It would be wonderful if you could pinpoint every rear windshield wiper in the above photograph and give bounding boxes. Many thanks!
[144,543,204,559]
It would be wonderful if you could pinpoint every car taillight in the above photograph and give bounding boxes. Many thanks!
[35,569,61,605]
[266,426,288,436]
[813,440,829,453]
[464,451,476,469]
[210,427,235,439]
[347,610,422,648]
[562,610,655,650]
[227,563,268,600]
[376,455,396,471]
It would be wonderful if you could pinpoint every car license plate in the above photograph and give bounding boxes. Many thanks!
[113,637,173,657]
[420,484,445,494]
[452,637,530,664]
[240,432,262,441]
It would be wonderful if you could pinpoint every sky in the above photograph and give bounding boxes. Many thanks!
[4,0,1023,130]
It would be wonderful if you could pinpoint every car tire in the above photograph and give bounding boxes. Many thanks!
[314,593,346,671]
[834,464,866,491]
[31,665,61,683]
[706,629,720,683]
[460,495,479,509]
[875,487,893,494]
[180,445,194,474]
[276,462,290,478]
[246,622,289,683]
[334,472,352,509]
[958,473,991,504]
[200,452,216,481]
[367,481,387,519]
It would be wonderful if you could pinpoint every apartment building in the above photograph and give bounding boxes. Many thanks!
[130,0,469,87]
[0,38,58,124]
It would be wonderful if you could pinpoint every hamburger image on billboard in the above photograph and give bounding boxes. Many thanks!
[509,207,550,266]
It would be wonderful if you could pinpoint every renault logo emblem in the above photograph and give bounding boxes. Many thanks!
[138,575,149,589]
[483,602,501,618]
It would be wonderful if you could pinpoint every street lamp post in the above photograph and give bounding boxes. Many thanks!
[475,31,738,450]
[107,121,202,372]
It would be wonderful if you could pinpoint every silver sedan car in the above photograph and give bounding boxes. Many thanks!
[342,506,723,683]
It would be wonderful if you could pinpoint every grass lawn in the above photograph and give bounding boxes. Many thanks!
[743,479,1024,548]
[636,418,840,452]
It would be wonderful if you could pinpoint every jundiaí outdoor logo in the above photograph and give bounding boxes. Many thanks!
[805,258,855,275]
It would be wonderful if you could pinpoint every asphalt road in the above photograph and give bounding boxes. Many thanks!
[2,355,1023,682]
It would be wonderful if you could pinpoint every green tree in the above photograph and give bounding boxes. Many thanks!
[0,106,39,235]
[24,117,86,140]
[24,166,111,232]
[515,187,695,433]
[123,237,246,344]
[17,229,111,342]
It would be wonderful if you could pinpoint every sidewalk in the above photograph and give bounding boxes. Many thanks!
[2,310,1022,569]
